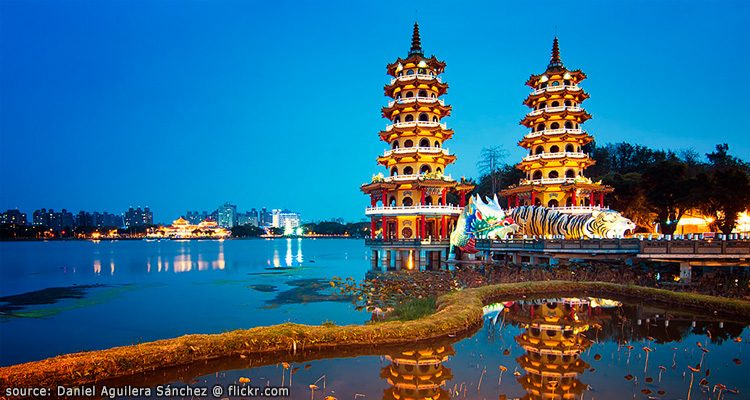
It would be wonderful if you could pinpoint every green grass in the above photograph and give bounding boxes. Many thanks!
[388,297,436,321]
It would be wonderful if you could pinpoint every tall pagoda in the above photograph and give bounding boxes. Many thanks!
[361,23,473,271]
[500,38,612,210]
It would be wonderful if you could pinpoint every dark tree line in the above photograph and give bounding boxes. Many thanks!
[471,143,750,235]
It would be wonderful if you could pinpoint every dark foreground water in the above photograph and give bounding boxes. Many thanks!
[0,238,370,366]
[135,297,747,400]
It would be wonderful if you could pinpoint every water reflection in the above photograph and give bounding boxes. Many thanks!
[381,344,454,399]
[90,241,227,274]
[501,299,602,399]
[269,238,304,268]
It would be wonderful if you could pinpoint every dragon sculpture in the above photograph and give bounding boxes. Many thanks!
[450,195,519,254]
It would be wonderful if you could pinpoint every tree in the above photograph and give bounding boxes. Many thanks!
[476,146,508,195]
[696,144,750,234]
[472,165,523,200]
[642,159,699,235]
[603,172,656,232]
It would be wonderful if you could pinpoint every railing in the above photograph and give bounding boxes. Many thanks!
[520,177,577,185]
[383,147,450,157]
[476,238,642,252]
[365,205,463,216]
[525,128,583,139]
[528,106,583,116]
[389,74,443,85]
[383,173,454,182]
[387,97,445,107]
[365,238,450,246]
[532,85,581,95]
[385,121,448,131]
[523,152,588,162]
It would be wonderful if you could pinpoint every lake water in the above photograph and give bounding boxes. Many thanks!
[150,298,749,400]
[2,240,749,400]
[0,238,371,366]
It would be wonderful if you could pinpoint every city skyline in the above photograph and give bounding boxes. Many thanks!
[1,1,748,221]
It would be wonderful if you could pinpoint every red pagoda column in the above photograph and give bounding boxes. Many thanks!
[571,189,577,206]
[441,188,447,205]
[420,189,426,205]
[394,219,399,240]
[530,191,536,205]
[459,190,466,207]
[441,216,447,239]
[515,195,520,208]
[382,216,387,238]
[421,216,427,239]
[507,196,512,208]
[599,192,605,207]
[589,192,595,207]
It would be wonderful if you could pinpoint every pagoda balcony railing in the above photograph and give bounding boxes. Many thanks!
[383,147,450,157]
[389,74,443,85]
[523,152,588,162]
[365,204,462,216]
[387,97,445,107]
[525,128,583,139]
[532,85,581,95]
[528,106,583,116]
[386,121,447,131]
[520,177,577,185]
[383,173,454,182]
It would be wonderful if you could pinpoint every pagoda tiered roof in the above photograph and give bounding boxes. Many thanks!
[523,87,590,107]
[519,130,593,147]
[384,76,449,98]
[386,23,446,75]
[381,99,452,119]
[520,108,592,127]
[378,125,454,142]
[377,149,457,167]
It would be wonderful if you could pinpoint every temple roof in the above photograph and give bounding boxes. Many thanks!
[519,109,592,127]
[525,37,587,87]
[386,22,446,75]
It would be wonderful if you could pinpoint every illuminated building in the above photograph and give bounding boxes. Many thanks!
[148,217,229,239]
[501,38,612,211]
[380,344,454,400]
[32,208,75,231]
[217,203,237,228]
[361,23,473,270]
[124,207,153,227]
[278,211,300,230]
[236,211,259,226]
[0,209,27,225]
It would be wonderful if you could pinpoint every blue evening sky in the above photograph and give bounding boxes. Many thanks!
[1,1,748,222]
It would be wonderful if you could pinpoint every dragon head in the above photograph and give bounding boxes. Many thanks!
[471,194,520,240]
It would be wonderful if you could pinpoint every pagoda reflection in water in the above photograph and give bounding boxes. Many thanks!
[380,344,454,400]
[498,298,611,400]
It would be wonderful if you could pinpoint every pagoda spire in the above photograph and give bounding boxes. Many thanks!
[409,22,423,56]
[548,36,563,69]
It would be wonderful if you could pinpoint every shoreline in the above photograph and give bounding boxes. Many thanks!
[1,281,749,388]
[0,236,365,242]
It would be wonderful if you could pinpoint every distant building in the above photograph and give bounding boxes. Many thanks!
[271,209,281,228]
[217,203,237,228]
[279,211,301,230]
[76,211,123,228]
[236,211,258,226]
[259,207,271,227]
[148,217,229,239]
[186,211,210,225]
[0,209,27,225]
[32,208,74,231]
[124,207,153,227]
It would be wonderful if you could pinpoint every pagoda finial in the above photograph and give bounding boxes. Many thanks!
[409,21,423,56]
[548,36,563,69]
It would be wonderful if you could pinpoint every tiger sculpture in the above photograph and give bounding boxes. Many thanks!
[509,205,636,239]
[450,195,520,254]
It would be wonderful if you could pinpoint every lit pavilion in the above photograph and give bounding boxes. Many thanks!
[361,23,473,271]
[500,38,612,211]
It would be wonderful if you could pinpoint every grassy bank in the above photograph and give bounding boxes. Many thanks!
[1,281,749,388]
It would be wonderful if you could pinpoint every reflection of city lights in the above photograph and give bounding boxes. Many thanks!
[110,260,115,276]
[272,249,280,268]
[285,238,293,266]
[296,238,303,263]
[93,260,101,274]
